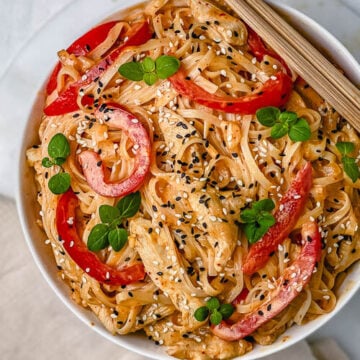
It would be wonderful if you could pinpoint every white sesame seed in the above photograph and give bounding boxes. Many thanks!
[85,267,90,273]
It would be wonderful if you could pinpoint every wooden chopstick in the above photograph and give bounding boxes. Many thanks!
[246,0,360,108]
[223,0,360,131]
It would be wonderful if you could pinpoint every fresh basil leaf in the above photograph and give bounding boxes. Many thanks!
[271,122,288,139]
[48,172,71,194]
[116,191,141,218]
[279,111,298,125]
[53,157,66,166]
[108,228,128,252]
[342,156,360,183]
[244,221,270,244]
[99,204,120,223]
[118,61,144,81]
[87,223,110,251]
[194,306,209,322]
[256,107,280,127]
[219,303,235,319]
[336,141,355,156]
[143,72,158,86]
[141,57,156,73]
[42,157,53,168]
[252,198,275,212]
[240,208,257,223]
[288,118,311,142]
[258,211,276,228]
[155,55,180,79]
[206,297,220,311]
[209,310,223,325]
[48,133,70,160]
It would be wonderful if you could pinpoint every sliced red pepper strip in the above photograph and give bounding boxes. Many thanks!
[46,21,119,95]
[212,221,321,341]
[44,21,152,116]
[169,69,292,115]
[56,189,145,285]
[247,26,291,76]
[242,162,313,275]
[78,104,151,198]
[232,288,249,306]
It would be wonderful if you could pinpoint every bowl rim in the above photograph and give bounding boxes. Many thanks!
[15,1,360,359]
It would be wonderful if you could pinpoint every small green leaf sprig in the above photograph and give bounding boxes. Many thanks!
[87,191,141,252]
[240,198,276,244]
[256,107,311,142]
[118,55,180,86]
[42,133,71,194]
[336,141,360,183]
[194,297,235,325]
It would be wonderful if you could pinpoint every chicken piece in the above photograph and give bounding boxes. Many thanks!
[131,218,205,330]
[190,0,247,46]
[187,187,239,272]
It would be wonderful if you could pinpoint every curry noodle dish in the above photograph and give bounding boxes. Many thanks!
[26,0,360,359]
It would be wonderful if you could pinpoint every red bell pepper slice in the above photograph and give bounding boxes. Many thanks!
[232,288,249,306]
[56,189,145,285]
[44,21,152,116]
[46,21,119,95]
[78,104,151,198]
[242,162,313,275]
[169,69,292,115]
[247,27,291,76]
[212,221,321,341]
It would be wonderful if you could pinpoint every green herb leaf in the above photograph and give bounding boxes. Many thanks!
[219,303,235,319]
[271,122,288,139]
[141,57,156,73]
[48,133,70,160]
[206,297,220,311]
[240,198,276,243]
[155,55,181,79]
[194,306,209,322]
[143,72,158,86]
[48,172,71,194]
[342,156,360,183]
[279,111,298,125]
[87,224,110,251]
[244,221,271,244]
[258,211,276,228]
[99,205,121,224]
[256,107,280,127]
[116,191,141,218]
[118,61,144,81]
[288,118,311,142]
[108,228,128,251]
[42,157,53,168]
[336,141,355,156]
[240,208,257,223]
[210,310,223,325]
[53,157,66,166]
[252,198,275,212]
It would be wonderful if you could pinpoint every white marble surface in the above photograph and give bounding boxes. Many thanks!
[0,1,360,360]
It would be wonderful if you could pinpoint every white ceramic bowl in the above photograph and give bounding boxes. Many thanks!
[16,1,360,359]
